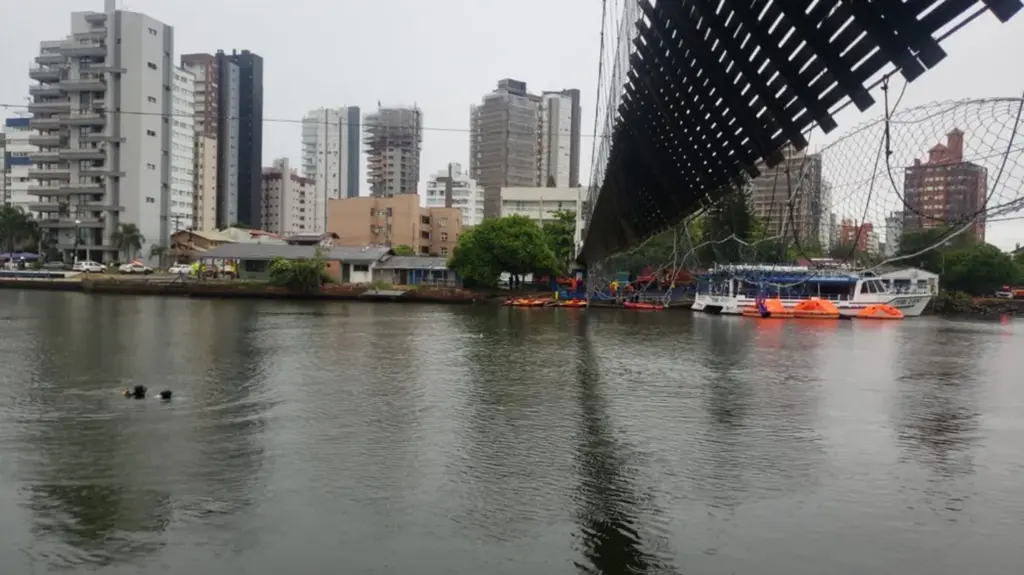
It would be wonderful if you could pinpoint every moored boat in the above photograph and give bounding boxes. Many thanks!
[623,301,666,311]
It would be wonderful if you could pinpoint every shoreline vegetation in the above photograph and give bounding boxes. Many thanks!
[0,276,1020,317]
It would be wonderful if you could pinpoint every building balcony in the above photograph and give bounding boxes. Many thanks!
[80,166,123,178]
[28,150,62,163]
[29,134,62,147]
[61,77,105,92]
[37,217,106,230]
[53,242,117,252]
[28,167,71,181]
[29,117,61,131]
[29,84,62,98]
[60,147,106,161]
[76,29,107,42]
[35,52,65,65]
[60,42,107,58]
[81,63,125,74]
[59,112,105,126]
[58,183,106,195]
[29,66,62,82]
[84,12,107,24]
[26,203,63,214]
[28,100,70,114]
[27,183,63,195]
[80,132,122,144]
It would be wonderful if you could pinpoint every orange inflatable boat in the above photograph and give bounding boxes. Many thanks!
[792,298,840,319]
[742,297,793,318]
[855,304,904,320]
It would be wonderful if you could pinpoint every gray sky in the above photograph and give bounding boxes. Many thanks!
[2,0,1022,249]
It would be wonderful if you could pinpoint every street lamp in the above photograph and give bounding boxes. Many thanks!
[73,219,81,264]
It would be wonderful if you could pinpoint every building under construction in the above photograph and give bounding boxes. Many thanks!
[364,106,422,197]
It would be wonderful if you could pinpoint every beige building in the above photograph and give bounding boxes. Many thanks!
[261,158,314,236]
[326,194,461,257]
[193,135,218,231]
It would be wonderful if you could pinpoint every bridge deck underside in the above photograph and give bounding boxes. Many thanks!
[580,0,1022,264]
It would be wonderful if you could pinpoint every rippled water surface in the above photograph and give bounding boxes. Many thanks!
[0,290,1022,574]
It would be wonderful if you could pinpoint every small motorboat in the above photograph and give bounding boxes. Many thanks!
[623,301,665,311]
[503,297,549,307]
[555,299,588,308]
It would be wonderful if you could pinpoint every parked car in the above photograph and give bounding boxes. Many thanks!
[168,263,191,275]
[72,260,105,273]
[118,262,153,274]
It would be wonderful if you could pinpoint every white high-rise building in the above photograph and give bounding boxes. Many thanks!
[425,162,485,227]
[885,211,904,257]
[27,1,175,263]
[538,90,579,188]
[262,157,315,236]
[2,118,38,211]
[170,67,196,233]
[301,107,361,233]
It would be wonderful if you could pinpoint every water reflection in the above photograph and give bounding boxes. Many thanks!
[572,316,676,574]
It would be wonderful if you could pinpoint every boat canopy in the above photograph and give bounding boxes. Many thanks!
[701,271,860,285]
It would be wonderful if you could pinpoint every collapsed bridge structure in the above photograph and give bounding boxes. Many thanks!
[579,0,1023,264]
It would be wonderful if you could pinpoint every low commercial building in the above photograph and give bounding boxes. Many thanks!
[497,186,586,256]
[372,255,457,286]
[326,193,461,257]
[199,243,391,283]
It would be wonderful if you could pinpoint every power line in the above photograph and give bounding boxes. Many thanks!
[0,102,611,140]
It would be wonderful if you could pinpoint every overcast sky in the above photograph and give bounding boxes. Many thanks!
[2,0,1022,249]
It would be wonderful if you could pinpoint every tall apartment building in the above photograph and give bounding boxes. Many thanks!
[302,107,361,233]
[170,67,196,232]
[261,157,314,236]
[902,129,988,243]
[364,106,422,197]
[538,89,581,188]
[747,148,824,245]
[2,118,37,210]
[471,80,582,217]
[884,211,904,256]
[179,52,218,231]
[27,2,174,263]
[425,162,485,226]
[326,194,461,256]
[180,49,263,229]
[838,219,876,254]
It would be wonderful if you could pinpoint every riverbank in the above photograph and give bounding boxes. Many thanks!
[929,291,1024,317]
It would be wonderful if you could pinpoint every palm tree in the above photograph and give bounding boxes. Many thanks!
[149,244,168,269]
[111,223,145,263]
[0,205,33,259]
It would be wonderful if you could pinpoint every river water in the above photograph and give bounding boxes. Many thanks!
[0,290,1021,574]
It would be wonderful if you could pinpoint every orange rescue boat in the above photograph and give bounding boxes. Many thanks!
[855,304,904,320]
[742,297,793,318]
[792,298,840,319]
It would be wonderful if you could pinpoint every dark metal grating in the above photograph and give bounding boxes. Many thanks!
[580,0,1023,264]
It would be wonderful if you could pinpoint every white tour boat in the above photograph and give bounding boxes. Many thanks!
[691,264,936,317]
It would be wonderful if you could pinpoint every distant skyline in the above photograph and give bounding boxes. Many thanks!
[3,0,1024,248]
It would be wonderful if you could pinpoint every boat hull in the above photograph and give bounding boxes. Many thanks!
[692,293,931,317]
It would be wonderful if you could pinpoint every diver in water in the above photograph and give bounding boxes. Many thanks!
[121,386,172,400]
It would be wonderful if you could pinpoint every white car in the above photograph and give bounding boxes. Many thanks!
[72,260,105,273]
[168,263,191,275]
[118,262,153,274]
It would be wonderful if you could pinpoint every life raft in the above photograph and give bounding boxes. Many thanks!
[855,304,904,320]
[792,298,840,319]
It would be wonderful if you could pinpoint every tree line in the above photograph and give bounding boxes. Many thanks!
[0,205,152,263]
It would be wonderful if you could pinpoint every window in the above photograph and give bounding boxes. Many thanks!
[147,62,157,70]
[420,215,430,225]
[441,232,448,241]
[353,264,369,272]
[243,260,268,273]
[440,217,448,227]
[147,129,156,136]
[145,196,155,203]
[420,231,430,240]
[148,27,158,36]
[440,247,448,256]
[146,162,155,170]
[147,96,156,103]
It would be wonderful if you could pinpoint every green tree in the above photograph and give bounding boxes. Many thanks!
[149,244,168,269]
[111,223,145,262]
[897,226,974,274]
[392,244,416,256]
[448,215,557,288]
[0,205,35,256]
[541,209,577,272]
[700,183,755,264]
[269,247,333,292]
[942,243,1018,295]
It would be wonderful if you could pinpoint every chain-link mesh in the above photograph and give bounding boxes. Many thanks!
[587,96,1024,297]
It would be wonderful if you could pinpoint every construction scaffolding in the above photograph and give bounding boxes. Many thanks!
[364,106,423,197]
